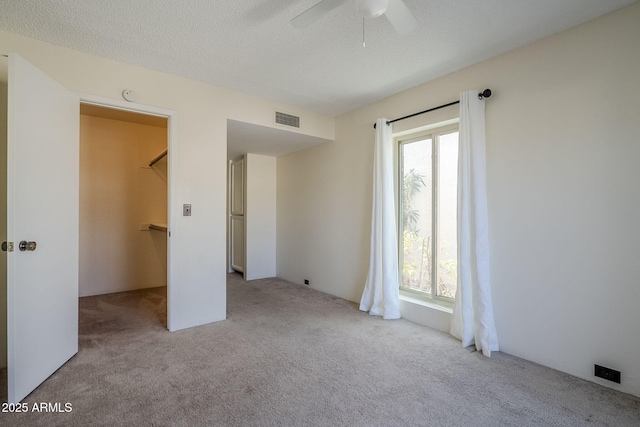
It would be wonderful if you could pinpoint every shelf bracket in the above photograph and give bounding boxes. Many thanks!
[149,148,168,167]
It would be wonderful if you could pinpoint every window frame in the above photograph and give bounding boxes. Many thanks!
[396,122,459,307]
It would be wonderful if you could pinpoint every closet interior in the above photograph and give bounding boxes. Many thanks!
[79,104,168,313]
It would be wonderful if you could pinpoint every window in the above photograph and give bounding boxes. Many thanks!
[398,124,459,302]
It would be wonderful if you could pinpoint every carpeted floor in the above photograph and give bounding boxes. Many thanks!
[1,273,639,426]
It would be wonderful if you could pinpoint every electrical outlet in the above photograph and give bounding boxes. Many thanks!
[595,364,621,384]
[304,279,310,285]
[183,204,192,216]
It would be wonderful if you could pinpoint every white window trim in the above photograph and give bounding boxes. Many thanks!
[395,120,459,308]
[399,291,453,313]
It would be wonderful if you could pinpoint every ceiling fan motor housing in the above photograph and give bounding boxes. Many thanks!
[355,0,389,18]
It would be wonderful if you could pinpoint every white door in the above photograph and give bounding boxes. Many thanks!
[231,216,244,272]
[6,54,79,403]
[230,157,244,215]
[229,157,244,272]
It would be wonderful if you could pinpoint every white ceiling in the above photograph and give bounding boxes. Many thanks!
[1,0,636,158]
[0,0,635,118]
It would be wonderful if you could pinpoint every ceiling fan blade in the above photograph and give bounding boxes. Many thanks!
[384,0,418,35]
[291,0,349,29]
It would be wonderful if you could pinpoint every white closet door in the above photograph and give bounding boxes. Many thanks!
[230,158,244,215]
[231,216,245,272]
[6,54,79,403]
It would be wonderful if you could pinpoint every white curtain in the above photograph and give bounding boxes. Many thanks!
[359,118,401,319]
[451,90,499,357]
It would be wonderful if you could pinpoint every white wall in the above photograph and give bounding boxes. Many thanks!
[0,31,334,331]
[79,114,167,297]
[245,153,277,280]
[277,2,640,397]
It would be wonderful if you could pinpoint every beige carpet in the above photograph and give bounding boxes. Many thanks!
[1,273,639,426]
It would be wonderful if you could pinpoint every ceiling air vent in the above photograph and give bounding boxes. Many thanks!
[275,111,300,128]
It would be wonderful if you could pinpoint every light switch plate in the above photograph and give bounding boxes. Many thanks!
[183,204,192,216]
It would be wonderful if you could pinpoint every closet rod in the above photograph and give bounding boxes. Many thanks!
[373,89,492,129]
[149,148,168,167]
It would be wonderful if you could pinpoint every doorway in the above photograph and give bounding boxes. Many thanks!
[79,104,169,326]
[2,54,179,403]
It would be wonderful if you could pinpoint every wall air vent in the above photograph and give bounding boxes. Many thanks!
[275,111,300,128]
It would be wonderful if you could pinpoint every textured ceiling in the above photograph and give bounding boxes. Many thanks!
[0,0,636,117]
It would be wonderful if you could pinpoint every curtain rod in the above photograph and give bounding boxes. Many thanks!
[373,89,492,129]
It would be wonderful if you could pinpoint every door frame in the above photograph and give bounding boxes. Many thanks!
[79,93,178,331]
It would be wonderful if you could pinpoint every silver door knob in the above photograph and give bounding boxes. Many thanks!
[19,241,37,252]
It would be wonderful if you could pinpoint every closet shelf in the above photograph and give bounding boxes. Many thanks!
[149,223,167,232]
[149,148,168,167]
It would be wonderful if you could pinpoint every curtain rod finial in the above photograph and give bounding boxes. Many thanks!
[373,121,391,129]
[479,89,492,99]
